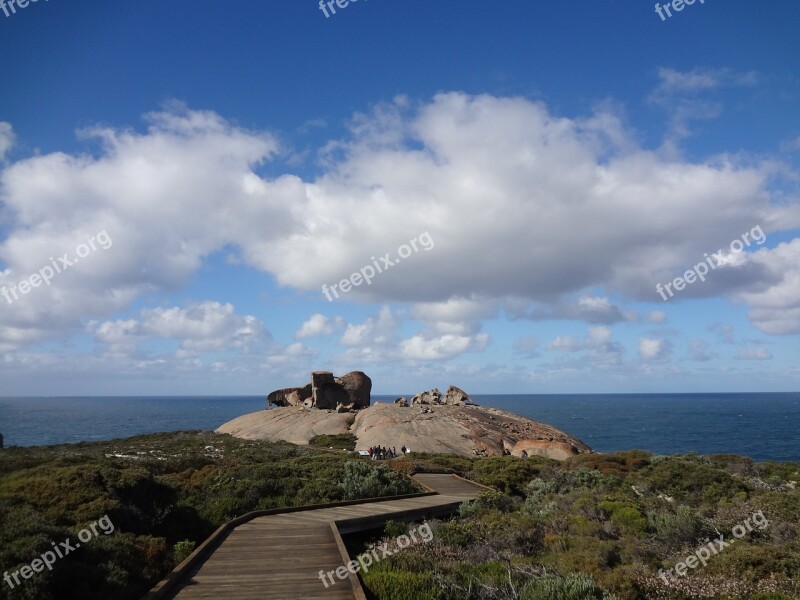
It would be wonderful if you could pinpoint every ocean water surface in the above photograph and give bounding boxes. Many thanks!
[0,393,797,462]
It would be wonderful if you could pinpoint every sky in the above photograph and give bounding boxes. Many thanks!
[0,0,798,396]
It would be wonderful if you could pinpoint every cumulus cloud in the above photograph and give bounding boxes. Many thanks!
[548,336,582,352]
[1,93,799,353]
[92,301,269,355]
[401,333,489,361]
[295,313,339,339]
[639,338,672,361]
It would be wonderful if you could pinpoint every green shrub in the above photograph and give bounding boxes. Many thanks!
[383,520,407,538]
[337,461,416,500]
[361,570,440,600]
[648,504,704,545]
[308,433,357,451]
[173,540,196,564]
[521,572,621,600]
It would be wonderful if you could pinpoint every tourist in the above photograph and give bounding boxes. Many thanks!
[392,446,397,458]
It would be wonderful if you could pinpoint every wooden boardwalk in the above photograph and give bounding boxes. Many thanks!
[148,474,488,600]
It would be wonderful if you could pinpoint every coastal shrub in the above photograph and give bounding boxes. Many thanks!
[468,457,551,496]
[338,460,416,500]
[173,539,196,564]
[361,571,440,600]
[520,572,621,600]
[383,520,408,538]
[459,490,515,518]
[308,433,357,451]
[647,504,704,545]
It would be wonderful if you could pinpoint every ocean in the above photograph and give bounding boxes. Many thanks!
[0,393,798,462]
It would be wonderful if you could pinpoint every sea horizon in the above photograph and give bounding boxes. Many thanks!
[2,392,798,462]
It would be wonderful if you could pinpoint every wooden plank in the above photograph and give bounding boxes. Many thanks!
[160,474,485,600]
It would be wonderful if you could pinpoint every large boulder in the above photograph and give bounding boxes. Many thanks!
[334,371,372,409]
[267,385,312,408]
[510,439,582,461]
[411,388,441,405]
[270,371,372,411]
[444,385,474,406]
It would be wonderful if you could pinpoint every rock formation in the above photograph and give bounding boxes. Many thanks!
[411,385,474,406]
[232,373,592,460]
[268,371,371,412]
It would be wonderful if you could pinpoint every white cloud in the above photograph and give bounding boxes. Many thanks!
[646,310,667,324]
[295,313,338,339]
[639,338,672,361]
[401,333,489,361]
[1,94,798,352]
[340,306,399,347]
[548,336,582,352]
[92,301,269,355]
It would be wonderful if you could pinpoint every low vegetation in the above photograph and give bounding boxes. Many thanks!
[363,451,800,600]
[2,434,797,600]
[0,431,418,600]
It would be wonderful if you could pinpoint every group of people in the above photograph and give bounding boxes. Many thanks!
[368,445,409,459]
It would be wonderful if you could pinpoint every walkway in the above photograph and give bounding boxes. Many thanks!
[145,473,489,600]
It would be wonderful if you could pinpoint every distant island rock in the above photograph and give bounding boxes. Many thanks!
[217,371,592,460]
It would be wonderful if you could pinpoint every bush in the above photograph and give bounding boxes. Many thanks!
[337,461,417,500]
[361,571,440,600]
[173,540,196,564]
[521,572,621,600]
[648,505,704,545]
[308,434,357,451]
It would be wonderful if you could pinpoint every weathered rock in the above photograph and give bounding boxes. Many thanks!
[395,397,409,407]
[336,402,355,413]
[510,439,581,461]
[218,403,592,461]
[334,371,372,408]
[311,371,336,409]
[267,385,311,408]
[411,388,441,405]
[444,385,474,406]
[217,406,353,444]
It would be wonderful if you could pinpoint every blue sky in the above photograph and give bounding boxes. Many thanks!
[0,0,798,395]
